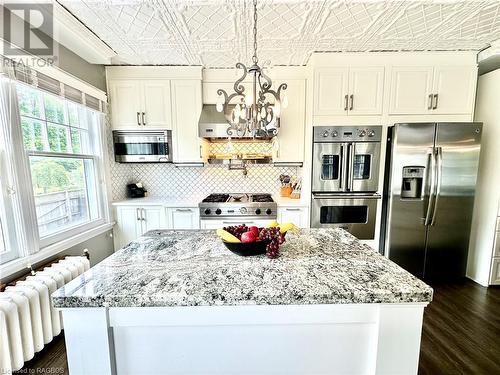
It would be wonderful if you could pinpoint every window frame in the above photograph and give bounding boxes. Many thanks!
[0,81,110,266]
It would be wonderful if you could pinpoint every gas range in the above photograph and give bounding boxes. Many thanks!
[199,193,277,219]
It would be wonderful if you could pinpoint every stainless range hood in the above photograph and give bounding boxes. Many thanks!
[198,105,275,140]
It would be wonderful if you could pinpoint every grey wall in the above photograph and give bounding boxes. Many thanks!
[54,42,106,91]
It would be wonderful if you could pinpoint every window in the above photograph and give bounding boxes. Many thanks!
[16,84,106,245]
[0,219,5,255]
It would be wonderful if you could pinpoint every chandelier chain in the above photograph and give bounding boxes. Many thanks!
[252,0,258,64]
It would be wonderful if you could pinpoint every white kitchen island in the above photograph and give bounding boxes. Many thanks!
[52,229,432,375]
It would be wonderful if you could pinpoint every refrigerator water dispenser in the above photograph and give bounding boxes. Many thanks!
[401,166,424,199]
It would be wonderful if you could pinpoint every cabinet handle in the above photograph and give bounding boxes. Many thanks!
[136,208,141,221]
[285,208,301,211]
[199,145,202,159]
[175,208,192,212]
[427,94,433,110]
[136,112,141,126]
[141,208,145,221]
[344,94,348,111]
[432,94,438,110]
[349,94,353,110]
[142,112,146,125]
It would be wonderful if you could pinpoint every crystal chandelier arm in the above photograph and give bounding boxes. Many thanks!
[233,63,247,94]
[258,69,273,91]
[276,83,288,97]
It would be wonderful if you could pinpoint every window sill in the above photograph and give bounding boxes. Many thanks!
[0,221,114,281]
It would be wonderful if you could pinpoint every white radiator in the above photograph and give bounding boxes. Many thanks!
[0,255,90,373]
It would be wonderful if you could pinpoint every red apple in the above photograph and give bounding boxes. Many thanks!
[241,231,257,243]
[248,226,259,238]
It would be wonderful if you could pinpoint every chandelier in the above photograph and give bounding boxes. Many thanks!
[215,0,288,138]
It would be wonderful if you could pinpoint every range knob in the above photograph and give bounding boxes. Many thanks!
[266,208,272,215]
[255,208,261,215]
[204,208,211,215]
[331,130,338,137]
[322,130,329,137]
[240,207,247,214]
[367,130,375,137]
[358,130,366,137]
[215,209,222,215]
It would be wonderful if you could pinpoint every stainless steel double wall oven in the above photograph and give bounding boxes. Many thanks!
[311,126,382,239]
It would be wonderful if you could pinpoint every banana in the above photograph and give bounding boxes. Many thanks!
[267,220,280,228]
[279,222,299,234]
[216,229,241,243]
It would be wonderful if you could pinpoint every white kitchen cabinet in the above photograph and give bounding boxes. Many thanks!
[114,206,166,250]
[167,207,200,229]
[431,66,477,115]
[171,80,209,163]
[313,67,384,116]
[348,67,384,115]
[313,68,349,115]
[109,79,172,129]
[142,80,172,128]
[388,66,434,115]
[388,65,477,115]
[490,258,500,285]
[273,80,306,163]
[277,206,309,228]
[109,80,143,128]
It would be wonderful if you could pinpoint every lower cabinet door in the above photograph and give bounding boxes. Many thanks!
[115,207,142,250]
[277,207,309,228]
[168,208,200,229]
[141,207,164,234]
[491,258,500,285]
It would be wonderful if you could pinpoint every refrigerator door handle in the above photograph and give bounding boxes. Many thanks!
[431,147,443,226]
[424,148,437,226]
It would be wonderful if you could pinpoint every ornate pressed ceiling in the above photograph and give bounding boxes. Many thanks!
[59,0,500,67]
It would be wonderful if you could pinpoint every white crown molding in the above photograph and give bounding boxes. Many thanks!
[478,39,500,62]
[52,2,116,64]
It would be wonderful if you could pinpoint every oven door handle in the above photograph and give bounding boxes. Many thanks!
[312,193,381,200]
[339,144,344,190]
[347,143,354,192]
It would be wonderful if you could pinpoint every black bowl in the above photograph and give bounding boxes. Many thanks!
[222,239,271,256]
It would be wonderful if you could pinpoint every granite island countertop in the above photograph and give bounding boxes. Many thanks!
[52,228,433,308]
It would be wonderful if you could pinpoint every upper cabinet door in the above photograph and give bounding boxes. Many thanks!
[431,66,477,115]
[142,80,172,129]
[348,67,384,115]
[171,80,206,163]
[109,80,143,129]
[389,66,434,115]
[313,68,349,116]
[274,80,305,163]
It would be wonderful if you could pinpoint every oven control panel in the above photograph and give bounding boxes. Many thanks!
[313,126,382,142]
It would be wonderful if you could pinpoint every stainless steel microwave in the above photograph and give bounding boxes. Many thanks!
[113,130,172,163]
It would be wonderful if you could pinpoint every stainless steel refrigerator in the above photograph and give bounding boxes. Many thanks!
[380,123,482,280]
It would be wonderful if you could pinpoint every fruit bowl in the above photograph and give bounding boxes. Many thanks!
[221,239,271,256]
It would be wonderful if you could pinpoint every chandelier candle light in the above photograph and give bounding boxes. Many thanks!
[216,0,288,138]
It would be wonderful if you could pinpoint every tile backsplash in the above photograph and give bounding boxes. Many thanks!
[106,118,300,201]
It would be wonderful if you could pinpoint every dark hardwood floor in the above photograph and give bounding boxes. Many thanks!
[419,279,500,375]
[15,279,500,375]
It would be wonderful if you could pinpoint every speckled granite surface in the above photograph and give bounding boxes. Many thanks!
[52,229,433,308]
